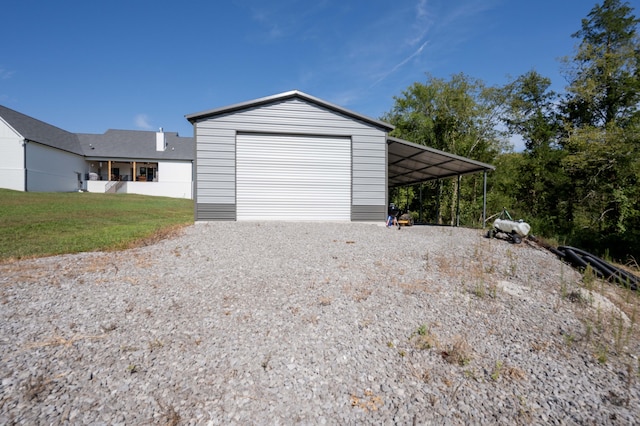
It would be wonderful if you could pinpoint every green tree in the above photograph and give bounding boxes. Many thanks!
[499,71,571,236]
[563,0,640,127]
[561,0,640,259]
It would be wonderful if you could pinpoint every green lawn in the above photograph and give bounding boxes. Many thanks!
[0,189,193,261]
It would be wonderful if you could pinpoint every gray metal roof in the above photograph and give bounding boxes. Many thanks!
[387,136,495,187]
[77,130,194,161]
[0,104,83,155]
[185,90,395,131]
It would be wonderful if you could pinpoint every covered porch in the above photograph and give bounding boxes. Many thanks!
[86,160,159,182]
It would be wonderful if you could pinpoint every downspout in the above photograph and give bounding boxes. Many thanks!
[23,139,28,191]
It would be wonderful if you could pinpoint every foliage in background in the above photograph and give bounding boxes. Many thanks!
[0,190,193,261]
[384,0,639,262]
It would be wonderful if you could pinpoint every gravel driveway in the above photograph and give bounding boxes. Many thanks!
[1,222,638,424]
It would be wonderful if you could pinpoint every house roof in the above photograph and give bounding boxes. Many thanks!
[77,129,194,161]
[0,104,194,161]
[0,104,83,155]
[387,137,495,187]
[185,90,395,132]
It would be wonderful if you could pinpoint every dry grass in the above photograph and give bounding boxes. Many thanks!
[350,389,384,412]
[442,335,473,366]
[25,333,106,350]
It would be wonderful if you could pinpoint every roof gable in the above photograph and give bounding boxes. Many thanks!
[0,104,83,155]
[185,90,394,132]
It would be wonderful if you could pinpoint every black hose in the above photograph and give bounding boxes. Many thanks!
[556,246,639,290]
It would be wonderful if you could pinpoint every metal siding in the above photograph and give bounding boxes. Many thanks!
[194,97,387,221]
[352,205,386,221]
[352,134,386,206]
[196,203,236,220]
[237,134,351,221]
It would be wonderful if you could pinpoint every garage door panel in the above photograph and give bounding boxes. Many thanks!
[237,134,351,221]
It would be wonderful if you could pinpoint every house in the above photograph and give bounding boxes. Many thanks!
[186,90,495,222]
[0,104,194,199]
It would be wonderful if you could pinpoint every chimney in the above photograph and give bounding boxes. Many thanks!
[156,127,166,151]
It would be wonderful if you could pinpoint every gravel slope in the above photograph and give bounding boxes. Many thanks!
[1,222,638,425]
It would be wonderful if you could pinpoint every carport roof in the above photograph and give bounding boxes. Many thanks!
[387,136,495,187]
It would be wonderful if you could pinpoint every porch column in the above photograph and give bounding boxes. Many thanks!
[133,161,136,182]
[108,161,112,181]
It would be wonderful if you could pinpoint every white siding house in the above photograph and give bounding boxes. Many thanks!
[0,105,194,199]
[26,142,86,192]
[0,114,25,191]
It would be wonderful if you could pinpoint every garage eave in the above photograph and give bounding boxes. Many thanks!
[185,90,395,132]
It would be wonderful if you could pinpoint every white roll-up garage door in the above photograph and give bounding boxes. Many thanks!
[236,134,351,221]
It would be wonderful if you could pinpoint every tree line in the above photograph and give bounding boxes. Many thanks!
[383,0,640,263]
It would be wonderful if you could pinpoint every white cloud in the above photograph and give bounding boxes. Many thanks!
[369,40,429,88]
[135,114,153,130]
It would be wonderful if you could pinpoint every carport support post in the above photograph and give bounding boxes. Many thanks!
[456,175,461,227]
[482,170,487,228]
[419,184,423,223]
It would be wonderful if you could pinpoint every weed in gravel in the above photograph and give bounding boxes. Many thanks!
[506,249,517,277]
[156,400,181,426]
[470,281,497,299]
[566,290,589,305]
[490,360,503,381]
[463,368,481,382]
[261,353,271,371]
[319,297,332,306]
[563,332,576,348]
[582,264,597,290]
[346,285,372,302]
[517,395,535,423]
[409,324,439,350]
[350,389,384,411]
[436,255,454,275]
[26,333,106,349]
[595,344,608,364]
[442,335,472,366]
[148,338,164,352]
[504,365,527,381]
[422,252,430,270]
[24,375,50,401]
[531,340,549,352]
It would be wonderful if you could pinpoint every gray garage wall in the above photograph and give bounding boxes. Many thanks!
[194,97,387,221]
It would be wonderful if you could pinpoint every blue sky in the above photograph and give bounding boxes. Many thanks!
[1,0,603,150]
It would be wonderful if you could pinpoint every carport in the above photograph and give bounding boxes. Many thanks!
[387,136,495,226]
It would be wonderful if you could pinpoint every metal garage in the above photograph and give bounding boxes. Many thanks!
[186,90,494,222]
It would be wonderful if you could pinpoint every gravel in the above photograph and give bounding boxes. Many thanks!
[1,221,638,424]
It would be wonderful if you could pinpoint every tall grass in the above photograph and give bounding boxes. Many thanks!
[0,189,193,261]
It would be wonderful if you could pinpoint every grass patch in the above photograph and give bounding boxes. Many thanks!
[0,189,193,261]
